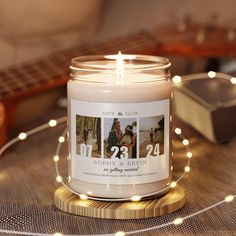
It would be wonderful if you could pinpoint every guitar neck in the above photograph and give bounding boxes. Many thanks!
[0,31,159,102]
[1,24,236,102]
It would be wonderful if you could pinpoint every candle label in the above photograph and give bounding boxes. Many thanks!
[70,99,170,185]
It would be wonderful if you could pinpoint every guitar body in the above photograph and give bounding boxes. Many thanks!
[0,102,7,146]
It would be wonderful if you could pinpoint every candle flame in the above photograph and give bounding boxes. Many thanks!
[116,51,124,84]
[117,51,124,68]
[105,52,137,84]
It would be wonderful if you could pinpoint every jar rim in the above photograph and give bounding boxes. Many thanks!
[70,54,171,73]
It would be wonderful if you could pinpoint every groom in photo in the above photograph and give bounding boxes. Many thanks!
[108,119,123,157]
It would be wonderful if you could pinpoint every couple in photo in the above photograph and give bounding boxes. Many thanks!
[149,117,164,143]
[107,118,136,158]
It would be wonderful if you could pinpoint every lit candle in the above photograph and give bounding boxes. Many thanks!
[68,53,172,198]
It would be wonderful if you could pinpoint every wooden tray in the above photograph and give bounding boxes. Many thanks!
[54,185,185,219]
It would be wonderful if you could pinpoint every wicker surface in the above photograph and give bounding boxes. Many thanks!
[0,108,235,235]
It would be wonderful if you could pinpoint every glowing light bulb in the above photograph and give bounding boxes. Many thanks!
[58,136,65,143]
[53,233,62,236]
[56,176,62,183]
[184,166,191,172]
[53,155,60,162]
[79,194,88,200]
[182,139,189,145]
[49,119,57,127]
[131,195,141,202]
[231,77,236,84]
[170,181,177,188]
[18,132,27,140]
[172,75,182,84]
[186,152,192,158]
[175,128,182,135]
[115,231,125,236]
[208,71,216,78]
[225,195,235,203]
[173,217,184,225]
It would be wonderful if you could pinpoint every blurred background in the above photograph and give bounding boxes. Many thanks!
[1,0,236,142]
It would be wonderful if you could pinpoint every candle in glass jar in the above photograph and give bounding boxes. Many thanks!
[67,53,172,198]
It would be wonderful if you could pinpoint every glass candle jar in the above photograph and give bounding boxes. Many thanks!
[67,54,172,199]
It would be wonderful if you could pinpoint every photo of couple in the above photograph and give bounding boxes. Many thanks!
[104,118,137,159]
[139,116,165,158]
[76,115,101,158]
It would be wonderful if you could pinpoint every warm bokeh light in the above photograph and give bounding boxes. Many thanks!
[225,195,235,203]
[56,176,62,183]
[53,155,60,162]
[231,77,236,84]
[185,166,191,172]
[18,132,27,140]
[175,128,182,135]
[49,119,57,127]
[186,152,192,158]
[58,136,65,143]
[182,139,189,145]
[173,217,184,225]
[53,233,62,236]
[207,71,216,78]
[172,75,182,83]
[170,181,177,188]
[131,195,141,202]
[115,231,125,236]
[79,194,88,200]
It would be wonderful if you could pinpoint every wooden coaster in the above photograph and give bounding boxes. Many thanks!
[54,185,185,219]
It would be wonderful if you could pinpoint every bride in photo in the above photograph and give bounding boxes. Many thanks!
[120,125,136,158]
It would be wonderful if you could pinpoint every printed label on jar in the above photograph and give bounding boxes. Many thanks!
[70,99,170,185]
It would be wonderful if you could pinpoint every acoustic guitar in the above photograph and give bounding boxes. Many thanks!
[1,23,236,146]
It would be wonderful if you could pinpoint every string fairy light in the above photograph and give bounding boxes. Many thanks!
[49,119,57,127]
[53,233,63,236]
[186,152,192,158]
[231,77,236,84]
[184,166,191,173]
[0,71,234,235]
[18,132,27,140]
[130,195,142,202]
[58,136,65,143]
[173,217,184,225]
[53,155,60,162]
[115,231,125,236]
[79,194,89,200]
[170,181,177,188]
[182,139,189,146]
[172,75,182,83]
[174,128,182,135]
[56,175,62,183]
[207,71,216,78]
[224,195,235,203]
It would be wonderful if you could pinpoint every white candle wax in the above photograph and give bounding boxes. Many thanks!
[68,55,172,198]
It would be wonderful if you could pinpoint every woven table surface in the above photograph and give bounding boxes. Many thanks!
[0,108,235,235]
